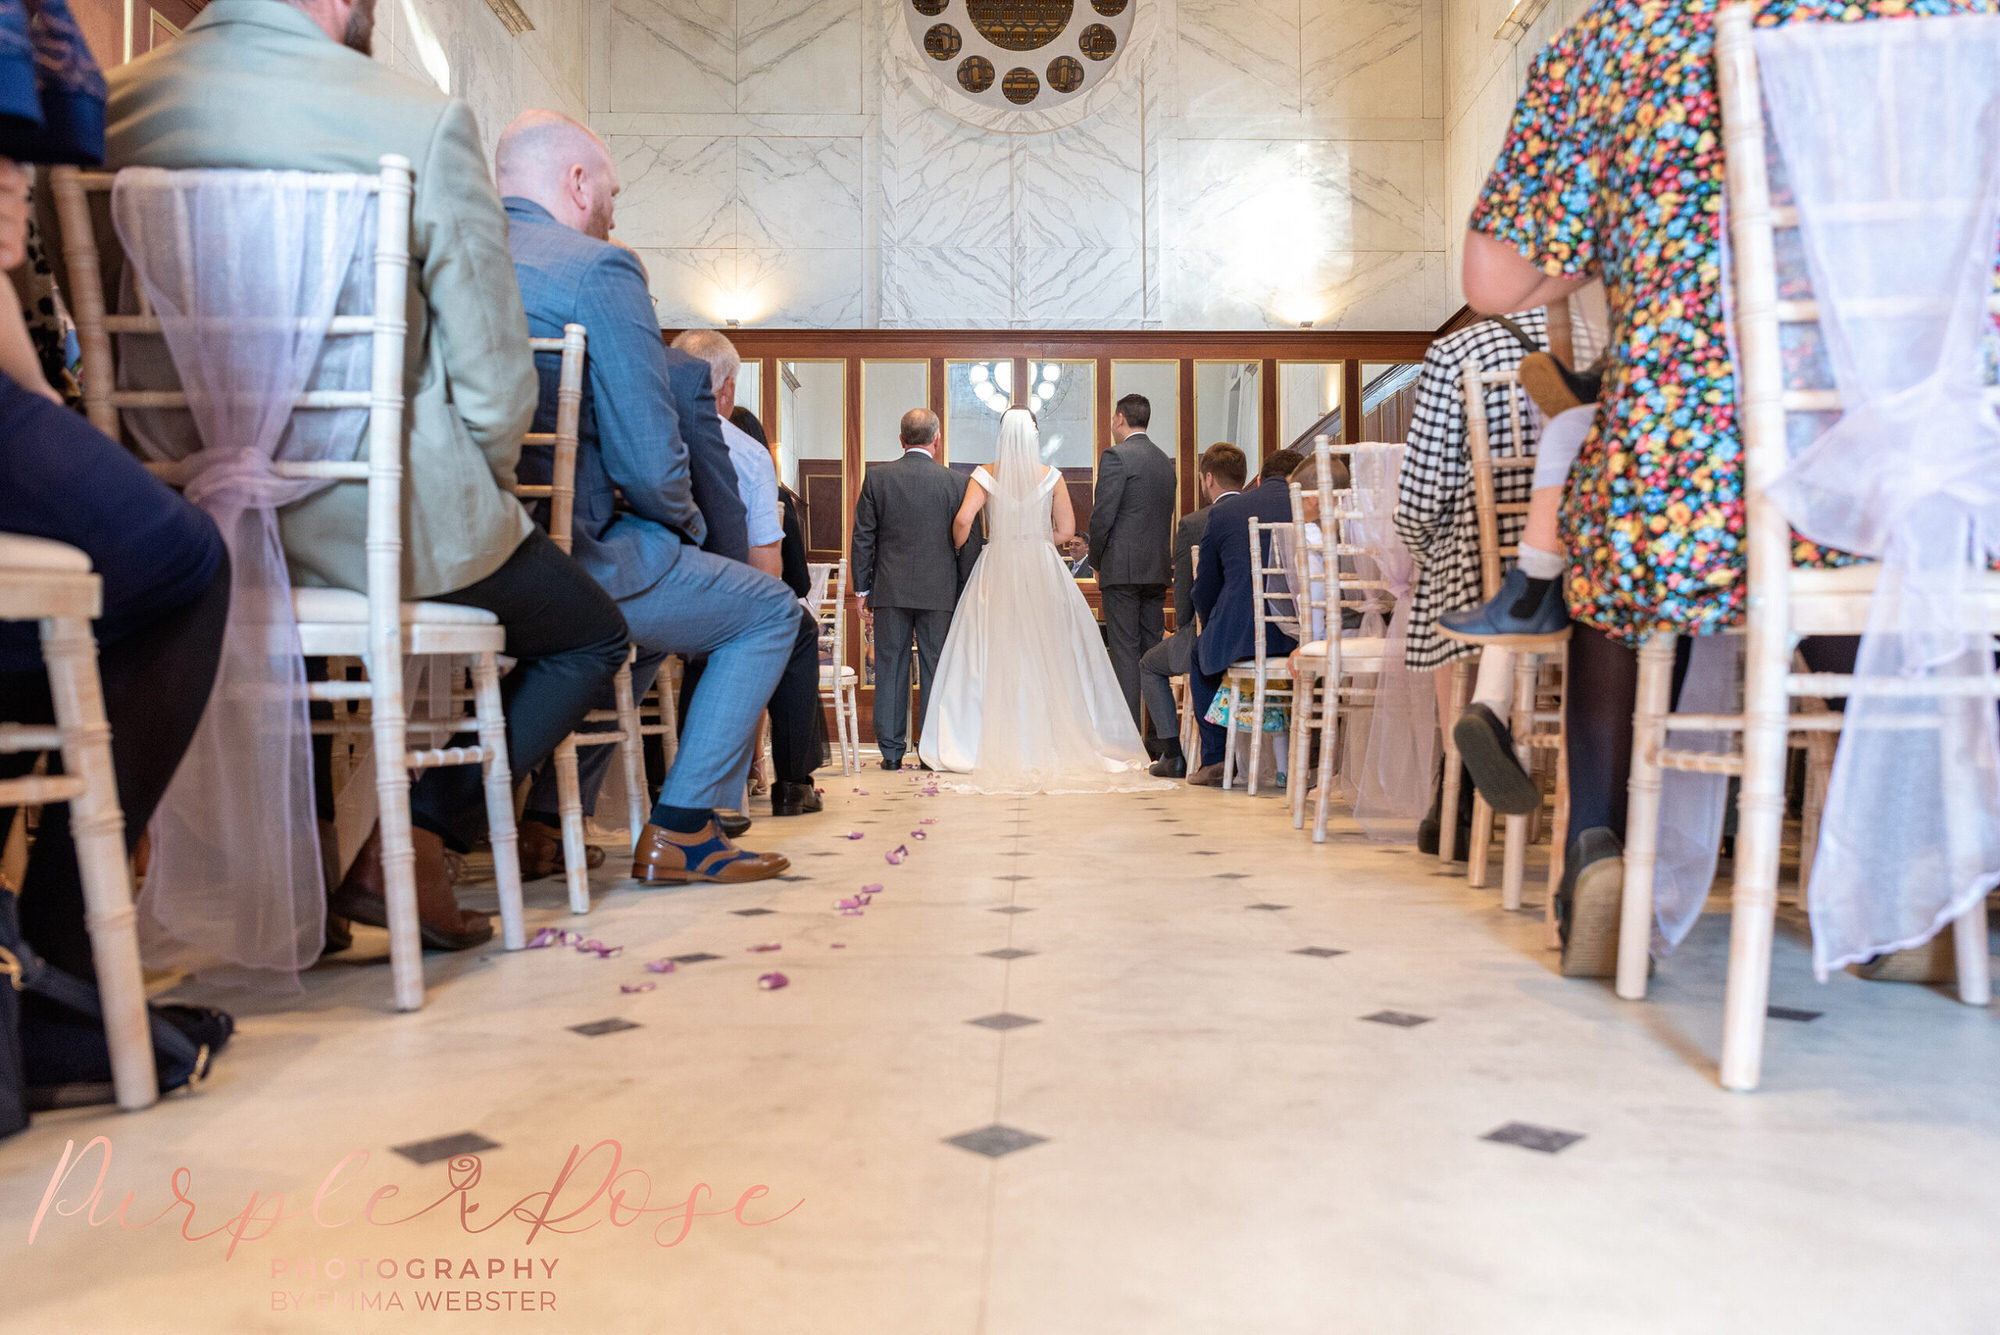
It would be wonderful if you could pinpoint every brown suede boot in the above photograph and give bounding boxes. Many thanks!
[329,823,493,951]
[631,820,789,885]
[518,818,607,881]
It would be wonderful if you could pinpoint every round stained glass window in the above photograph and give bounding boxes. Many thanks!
[1001,66,1040,104]
[924,23,962,58]
[905,0,1135,111]
[957,54,995,91]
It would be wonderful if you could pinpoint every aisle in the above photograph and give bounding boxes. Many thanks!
[2,773,1996,1334]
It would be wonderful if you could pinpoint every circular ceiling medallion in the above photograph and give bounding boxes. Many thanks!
[924,23,962,58]
[904,0,1133,112]
[957,54,995,90]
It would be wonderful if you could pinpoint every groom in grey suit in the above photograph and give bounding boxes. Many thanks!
[1089,393,1179,741]
[851,409,979,770]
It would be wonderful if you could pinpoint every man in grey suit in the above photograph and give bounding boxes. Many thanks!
[1138,443,1247,777]
[851,409,974,770]
[1088,393,1179,741]
[105,0,629,949]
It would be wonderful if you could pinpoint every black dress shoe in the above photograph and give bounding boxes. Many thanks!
[879,757,902,771]
[1149,755,1187,778]
[717,810,752,838]
[771,781,823,816]
[1453,703,1540,816]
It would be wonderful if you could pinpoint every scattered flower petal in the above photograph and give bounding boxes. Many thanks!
[830,942,846,949]
[861,883,883,893]
[577,939,623,958]
[620,982,656,994]
[527,927,562,949]
[919,819,937,825]
[843,831,865,840]
[838,907,865,917]
[645,959,676,974]
[748,942,782,953]
[757,971,789,990]
[885,845,908,865]
[911,830,927,840]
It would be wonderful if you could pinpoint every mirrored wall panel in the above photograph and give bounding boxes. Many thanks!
[1361,361,1423,444]
[1195,360,1261,464]
[777,359,847,561]
[736,359,763,436]
[1109,360,1179,466]
[862,360,930,465]
[945,359,1011,469]
[1278,361,1343,454]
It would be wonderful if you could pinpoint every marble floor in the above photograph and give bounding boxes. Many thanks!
[3,767,1996,1334]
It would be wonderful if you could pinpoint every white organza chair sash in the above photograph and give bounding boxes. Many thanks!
[1340,445,1436,840]
[1754,17,2000,977]
[112,168,377,982]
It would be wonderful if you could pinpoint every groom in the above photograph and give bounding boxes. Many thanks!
[850,408,979,770]
[1089,393,1178,741]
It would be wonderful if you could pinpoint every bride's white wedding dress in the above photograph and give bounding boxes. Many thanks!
[918,408,1164,793]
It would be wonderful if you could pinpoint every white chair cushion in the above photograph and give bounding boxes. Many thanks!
[1296,636,1388,662]
[292,587,501,626]
[820,665,858,686]
[0,534,92,573]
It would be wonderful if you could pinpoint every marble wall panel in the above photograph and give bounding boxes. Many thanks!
[878,99,1015,250]
[1016,248,1148,327]
[629,247,739,329]
[739,137,866,250]
[1011,106,1146,252]
[1303,0,1428,121]
[740,0,865,115]
[1177,0,1302,117]
[609,136,739,249]
[880,246,1013,326]
[740,248,868,326]
[606,0,736,115]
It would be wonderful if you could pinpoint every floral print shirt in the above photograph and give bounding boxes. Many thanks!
[1470,0,1998,642]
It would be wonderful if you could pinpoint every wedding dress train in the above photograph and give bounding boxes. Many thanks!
[917,409,1164,794]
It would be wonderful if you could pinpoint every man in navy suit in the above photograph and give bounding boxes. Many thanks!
[1187,448,1305,785]
[499,109,796,885]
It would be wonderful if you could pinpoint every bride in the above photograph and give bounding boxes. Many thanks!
[917,407,1163,793]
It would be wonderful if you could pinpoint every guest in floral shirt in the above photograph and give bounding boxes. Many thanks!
[1460,0,1997,975]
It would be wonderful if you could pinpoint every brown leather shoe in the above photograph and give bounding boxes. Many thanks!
[329,824,493,951]
[631,821,789,885]
[518,818,606,881]
[1187,762,1225,787]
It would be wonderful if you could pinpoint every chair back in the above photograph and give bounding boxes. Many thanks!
[1246,516,1297,671]
[51,155,414,646]
[514,324,588,554]
[811,558,849,670]
[1460,362,1537,599]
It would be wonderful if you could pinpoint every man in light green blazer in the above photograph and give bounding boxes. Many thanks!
[104,0,630,949]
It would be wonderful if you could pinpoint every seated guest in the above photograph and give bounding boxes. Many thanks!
[1187,448,1305,787]
[107,0,631,945]
[1141,442,1245,778]
[496,109,800,879]
[669,328,825,817]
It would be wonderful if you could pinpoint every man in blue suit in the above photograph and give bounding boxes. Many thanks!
[498,109,796,885]
[1188,448,1305,786]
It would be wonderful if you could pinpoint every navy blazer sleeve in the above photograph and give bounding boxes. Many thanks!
[1192,503,1224,624]
[575,249,704,546]
[667,352,749,564]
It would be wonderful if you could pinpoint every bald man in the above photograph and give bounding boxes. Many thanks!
[497,109,799,884]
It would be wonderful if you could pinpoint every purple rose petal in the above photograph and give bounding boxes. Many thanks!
[757,971,789,990]
[620,982,656,994]
[861,883,883,893]
[527,927,562,949]
[830,942,846,949]
[843,831,865,840]
[748,942,782,953]
[911,830,927,840]
[645,959,676,974]
[885,845,908,865]
[577,939,623,958]
[838,907,865,917]
[919,819,937,825]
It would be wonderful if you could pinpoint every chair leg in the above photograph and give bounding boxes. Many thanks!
[42,614,156,1111]
[1313,677,1340,844]
[1467,795,1493,888]
[1545,650,1570,949]
[369,657,424,1012]
[1289,673,1312,829]
[1440,658,1470,863]
[1247,677,1267,798]
[553,736,590,916]
[1500,653,1539,912]
[1721,634,1788,1092]
[1953,899,1992,1007]
[1216,683,1232,787]
[613,659,648,850]
[1616,632,1676,1001]
[472,651,526,952]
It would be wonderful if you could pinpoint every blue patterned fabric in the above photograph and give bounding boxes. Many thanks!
[0,0,106,165]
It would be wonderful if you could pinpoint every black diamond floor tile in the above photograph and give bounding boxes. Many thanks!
[989,905,1035,914]
[1293,947,1348,958]
[981,948,1036,960]
[1483,1122,1584,1154]
[1192,850,1219,856]
[1213,872,1250,880]
[731,907,775,916]
[943,1124,1048,1158]
[1361,1010,1432,1027]
[1767,1005,1823,1022]
[996,874,1032,882]
[967,1012,1040,1031]
[392,1131,499,1166]
[1246,902,1290,911]
[776,875,810,882]
[569,1018,641,1038]
[671,952,721,964]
